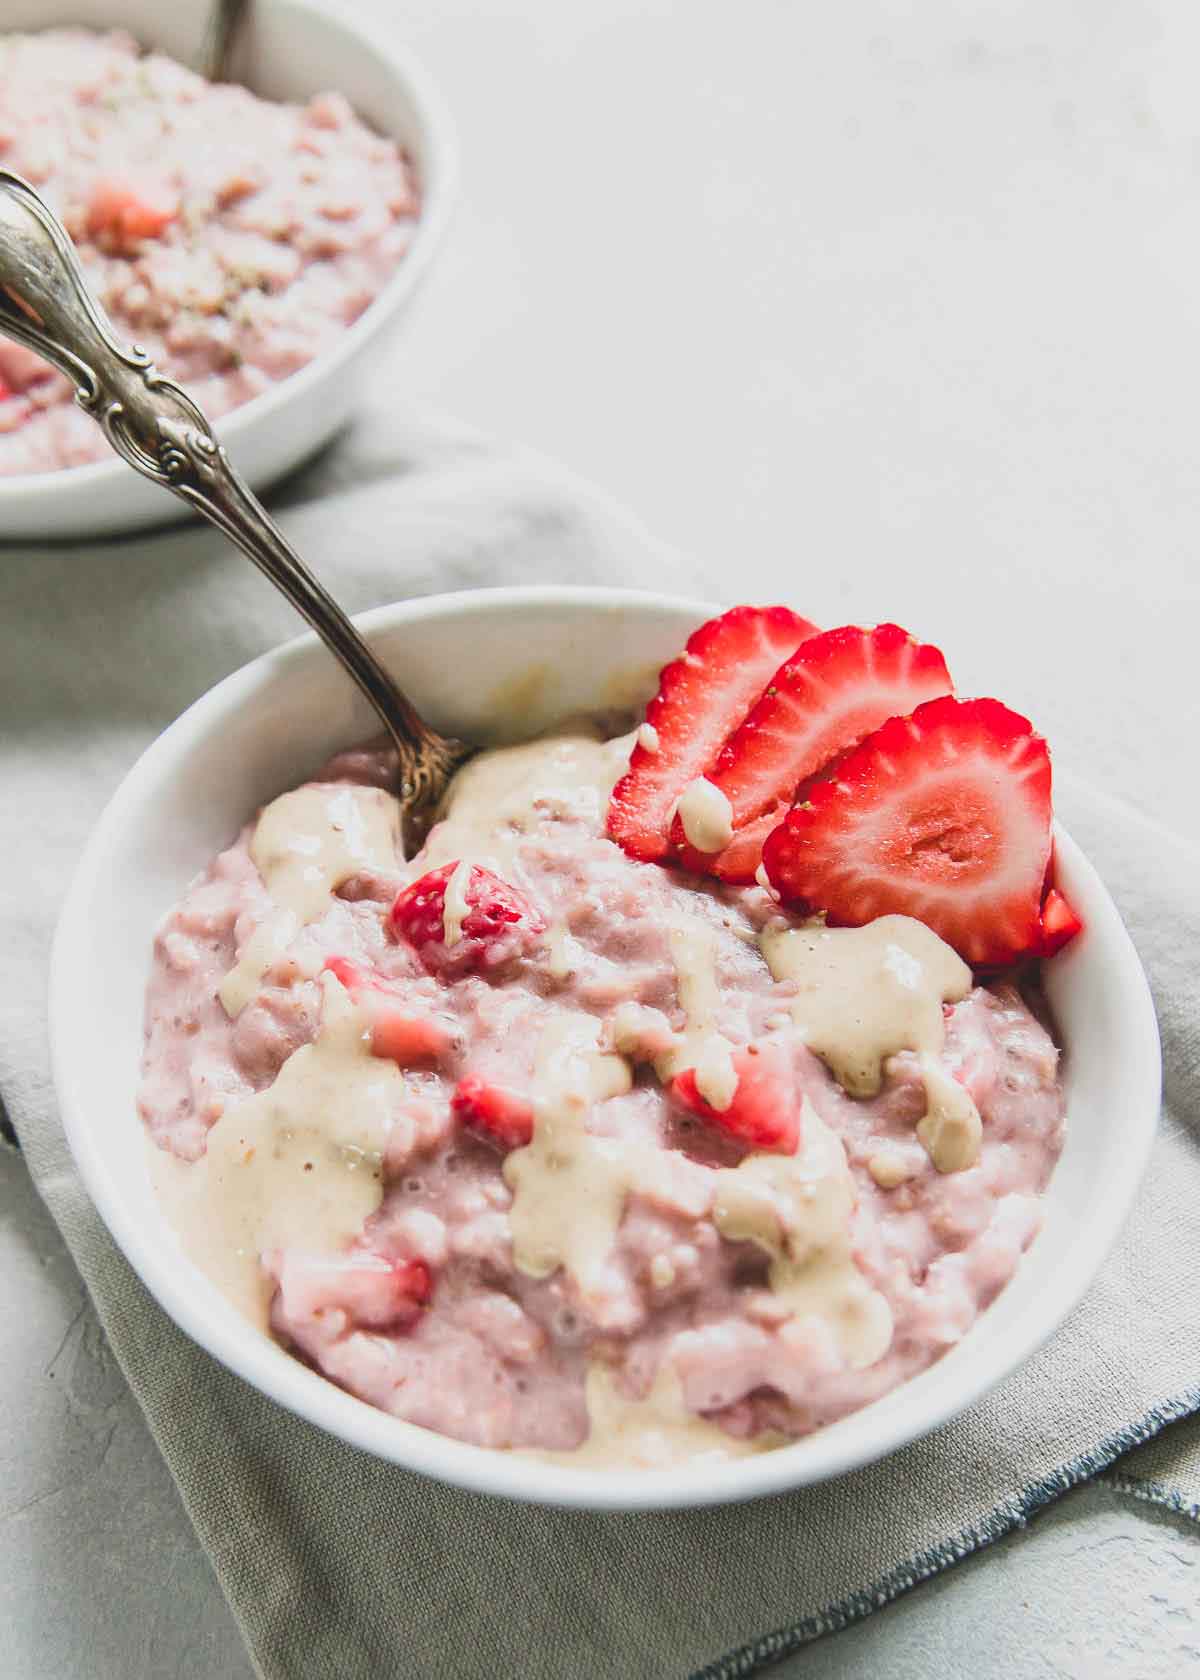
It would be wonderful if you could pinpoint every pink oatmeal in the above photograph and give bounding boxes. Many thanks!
[140,729,1065,1466]
[0,29,419,475]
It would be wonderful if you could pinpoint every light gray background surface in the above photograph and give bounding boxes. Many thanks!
[6,0,1199,1674]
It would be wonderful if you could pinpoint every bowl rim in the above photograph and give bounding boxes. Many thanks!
[0,0,458,502]
[48,585,1163,1510]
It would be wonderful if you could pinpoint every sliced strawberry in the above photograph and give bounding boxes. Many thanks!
[671,1041,801,1154]
[322,956,454,1063]
[673,624,953,879]
[607,605,818,862]
[451,1075,535,1150]
[390,861,547,978]
[1038,887,1083,957]
[761,696,1053,966]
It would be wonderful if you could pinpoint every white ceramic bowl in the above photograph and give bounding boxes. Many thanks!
[49,588,1161,1510]
[0,0,455,539]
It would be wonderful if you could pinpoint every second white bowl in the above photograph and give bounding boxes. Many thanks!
[0,0,456,539]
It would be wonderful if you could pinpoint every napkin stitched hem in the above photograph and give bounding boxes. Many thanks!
[1107,1470,1200,1526]
[695,1383,1200,1679]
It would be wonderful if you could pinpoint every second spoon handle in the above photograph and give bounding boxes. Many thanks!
[0,167,460,807]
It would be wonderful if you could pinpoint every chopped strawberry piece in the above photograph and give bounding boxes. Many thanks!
[0,375,10,402]
[671,1041,800,1154]
[270,1248,432,1330]
[451,1075,535,1150]
[395,1258,433,1306]
[762,696,1053,966]
[369,1009,453,1064]
[86,176,178,250]
[323,955,369,991]
[607,605,818,862]
[674,623,954,879]
[322,956,453,1063]
[1039,887,1083,957]
[390,862,547,977]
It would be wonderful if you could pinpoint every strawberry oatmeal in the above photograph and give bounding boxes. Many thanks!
[140,608,1076,1466]
[0,29,419,475]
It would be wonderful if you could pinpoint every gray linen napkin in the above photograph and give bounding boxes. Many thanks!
[2,409,1197,1680]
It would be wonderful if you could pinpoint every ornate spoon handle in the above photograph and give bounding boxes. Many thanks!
[0,167,467,811]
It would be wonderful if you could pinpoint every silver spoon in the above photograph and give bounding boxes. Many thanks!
[0,168,471,842]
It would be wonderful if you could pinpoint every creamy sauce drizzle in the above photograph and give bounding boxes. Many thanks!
[504,1011,714,1303]
[526,1358,777,1468]
[917,1055,983,1173]
[441,858,473,946]
[420,730,633,885]
[759,915,982,1172]
[605,920,739,1110]
[755,861,777,896]
[219,784,401,1015]
[867,1146,922,1189]
[153,974,400,1324]
[656,917,739,1110]
[676,777,735,854]
[693,1034,740,1112]
[544,922,580,980]
[503,1016,635,1296]
[713,1101,893,1368]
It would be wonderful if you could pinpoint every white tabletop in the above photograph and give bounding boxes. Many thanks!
[6,1,1198,1673]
